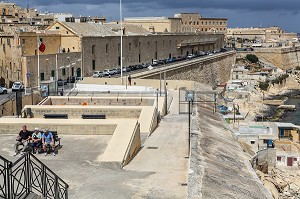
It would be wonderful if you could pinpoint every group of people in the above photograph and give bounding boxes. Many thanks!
[14,125,56,156]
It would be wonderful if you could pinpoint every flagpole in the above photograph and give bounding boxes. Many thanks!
[37,34,40,90]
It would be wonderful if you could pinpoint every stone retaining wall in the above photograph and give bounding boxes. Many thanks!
[144,53,235,85]
[238,46,300,69]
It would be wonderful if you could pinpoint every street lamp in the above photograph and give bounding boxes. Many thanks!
[120,0,123,85]
[187,91,194,158]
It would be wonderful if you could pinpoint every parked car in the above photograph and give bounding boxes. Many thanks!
[67,76,76,83]
[0,86,7,94]
[12,82,24,92]
[76,77,84,81]
[114,68,121,74]
[122,67,131,72]
[187,54,196,59]
[92,71,104,78]
[57,79,67,86]
[103,69,114,76]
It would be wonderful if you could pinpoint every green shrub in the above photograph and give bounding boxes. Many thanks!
[246,54,259,63]
[259,81,269,91]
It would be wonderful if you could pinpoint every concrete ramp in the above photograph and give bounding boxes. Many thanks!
[100,120,141,168]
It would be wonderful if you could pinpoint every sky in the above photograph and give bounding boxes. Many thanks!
[18,0,300,33]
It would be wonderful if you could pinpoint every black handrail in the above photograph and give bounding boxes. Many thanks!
[0,153,68,199]
[0,156,11,199]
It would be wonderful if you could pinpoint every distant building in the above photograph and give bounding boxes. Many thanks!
[227,26,298,46]
[123,13,228,37]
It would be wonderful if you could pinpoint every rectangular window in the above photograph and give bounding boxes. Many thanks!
[277,156,281,161]
[56,26,59,29]
[51,70,55,77]
[106,44,108,53]
[22,39,25,45]
[92,45,95,54]
[41,73,44,81]
[7,38,10,46]
[263,139,268,143]
[92,60,95,70]
[62,68,66,76]
[138,42,141,53]
[250,140,255,144]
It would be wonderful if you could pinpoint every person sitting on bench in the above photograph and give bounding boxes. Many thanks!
[14,124,31,156]
[31,127,42,155]
[42,129,55,156]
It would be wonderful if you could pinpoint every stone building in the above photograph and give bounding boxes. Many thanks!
[227,26,298,43]
[122,17,182,33]
[1,19,224,87]
[82,32,224,77]
[0,2,54,26]
[174,13,227,35]
[123,13,228,36]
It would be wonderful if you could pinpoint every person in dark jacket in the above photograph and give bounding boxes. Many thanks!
[14,125,31,156]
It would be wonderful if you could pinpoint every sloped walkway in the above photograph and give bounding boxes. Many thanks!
[124,89,189,198]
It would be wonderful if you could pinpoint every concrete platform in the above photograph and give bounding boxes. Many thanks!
[1,112,189,198]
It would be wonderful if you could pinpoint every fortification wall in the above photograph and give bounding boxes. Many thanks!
[238,46,300,69]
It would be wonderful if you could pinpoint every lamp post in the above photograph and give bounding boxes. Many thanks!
[187,92,194,158]
[120,0,123,85]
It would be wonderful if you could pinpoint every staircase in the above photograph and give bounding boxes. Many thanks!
[0,153,68,199]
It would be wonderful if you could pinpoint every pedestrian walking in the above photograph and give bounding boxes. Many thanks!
[60,89,64,96]
[128,75,132,86]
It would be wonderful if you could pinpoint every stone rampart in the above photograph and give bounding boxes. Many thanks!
[238,46,300,69]
[142,52,235,85]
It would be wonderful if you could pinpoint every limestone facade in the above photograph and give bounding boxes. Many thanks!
[143,52,235,85]
[123,17,182,33]
[175,13,227,36]
[82,33,224,77]
[237,46,300,70]
[228,27,298,43]
[124,13,228,36]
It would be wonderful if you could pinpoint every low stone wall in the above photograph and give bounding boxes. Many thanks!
[0,92,42,117]
[0,118,117,135]
[100,120,141,168]
[24,105,142,119]
[47,96,155,107]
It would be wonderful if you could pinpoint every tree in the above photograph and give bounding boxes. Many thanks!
[246,54,259,63]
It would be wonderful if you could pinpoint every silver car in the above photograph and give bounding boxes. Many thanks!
[0,86,7,94]
[12,82,24,92]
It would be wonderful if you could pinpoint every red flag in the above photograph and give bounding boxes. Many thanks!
[38,40,46,53]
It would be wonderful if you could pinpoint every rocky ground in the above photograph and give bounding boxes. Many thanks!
[256,168,300,199]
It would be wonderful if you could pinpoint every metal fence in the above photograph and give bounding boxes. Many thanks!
[0,153,68,199]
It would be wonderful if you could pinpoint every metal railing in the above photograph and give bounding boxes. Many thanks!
[0,153,68,199]
[0,156,11,199]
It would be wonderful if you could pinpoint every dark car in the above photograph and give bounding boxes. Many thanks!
[57,79,67,86]
[67,76,76,83]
